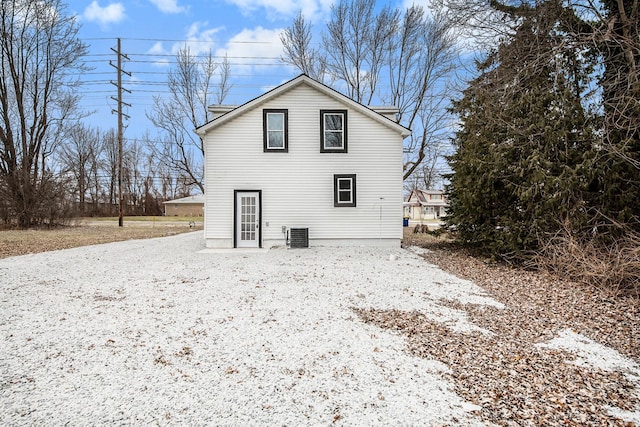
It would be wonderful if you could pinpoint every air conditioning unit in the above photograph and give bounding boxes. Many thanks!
[289,228,309,248]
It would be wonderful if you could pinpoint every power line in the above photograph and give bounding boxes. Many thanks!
[72,70,293,78]
[71,37,300,136]
[126,59,284,66]
[85,36,276,44]
[120,37,273,44]
[128,53,280,60]
[85,52,281,60]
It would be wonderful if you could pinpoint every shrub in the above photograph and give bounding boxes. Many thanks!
[536,224,640,297]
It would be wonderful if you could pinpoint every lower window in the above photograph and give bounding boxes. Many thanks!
[333,174,356,207]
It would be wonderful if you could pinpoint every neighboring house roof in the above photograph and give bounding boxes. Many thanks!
[196,74,411,138]
[163,194,204,205]
[406,189,448,207]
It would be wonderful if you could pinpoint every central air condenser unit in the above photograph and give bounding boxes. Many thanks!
[289,228,309,248]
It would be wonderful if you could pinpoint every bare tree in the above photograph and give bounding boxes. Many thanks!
[323,0,400,104]
[122,138,143,214]
[215,54,233,104]
[58,124,99,214]
[589,0,640,173]
[281,0,459,183]
[0,0,88,226]
[101,129,119,214]
[280,11,327,82]
[86,129,103,211]
[388,7,457,180]
[147,47,232,193]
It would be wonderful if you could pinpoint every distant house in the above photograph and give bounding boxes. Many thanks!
[404,189,448,221]
[196,74,411,249]
[163,195,204,217]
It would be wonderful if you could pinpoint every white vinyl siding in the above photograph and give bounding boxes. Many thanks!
[204,84,403,248]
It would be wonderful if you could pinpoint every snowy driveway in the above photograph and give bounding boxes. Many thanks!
[0,232,500,425]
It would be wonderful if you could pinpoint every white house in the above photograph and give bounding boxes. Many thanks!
[404,189,449,221]
[196,74,411,249]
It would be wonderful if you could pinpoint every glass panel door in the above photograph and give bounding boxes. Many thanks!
[236,191,260,248]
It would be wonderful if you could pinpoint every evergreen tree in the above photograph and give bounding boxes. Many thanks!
[446,0,595,260]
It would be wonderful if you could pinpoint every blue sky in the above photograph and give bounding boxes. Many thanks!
[66,0,426,139]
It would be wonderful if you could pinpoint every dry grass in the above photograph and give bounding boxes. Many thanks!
[536,226,640,298]
[0,217,203,259]
[402,226,452,245]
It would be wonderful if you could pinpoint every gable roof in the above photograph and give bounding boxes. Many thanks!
[196,74,411,138]
[407,189,448,206]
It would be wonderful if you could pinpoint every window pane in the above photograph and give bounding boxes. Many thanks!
[324,131,343,148]
[338,190,351,203]
[268,131,284,148]
[324,114,343,131]
[334,174,356,207]
[267,113,283,131]
[338,178,352,203]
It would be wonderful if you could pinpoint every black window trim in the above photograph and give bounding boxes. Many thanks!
[263,109,288,152]
[333,174,356,207]
[320,109,348,153]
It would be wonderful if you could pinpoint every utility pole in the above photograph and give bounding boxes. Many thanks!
[110,37,131,227]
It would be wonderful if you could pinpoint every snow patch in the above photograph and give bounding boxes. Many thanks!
[537,328,640,423]
[536,329,638,373]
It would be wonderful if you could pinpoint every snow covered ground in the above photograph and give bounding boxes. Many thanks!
[0,232,493,425]
[1,231,637,425]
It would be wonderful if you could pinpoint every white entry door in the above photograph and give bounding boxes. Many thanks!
[235,191,260,248]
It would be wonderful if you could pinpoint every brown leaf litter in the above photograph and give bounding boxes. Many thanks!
[355,239,640,426]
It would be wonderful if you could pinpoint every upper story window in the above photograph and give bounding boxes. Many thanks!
[334,174,356,207]
[321,110,347,153]
[263,109,288,152]
[431,194,442,200]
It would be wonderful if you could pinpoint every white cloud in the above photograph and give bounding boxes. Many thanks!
[225,0,331,22]
[149,0,188,14]
[146,42,171,67]
[148,42,167,55]
[146,22,223,67]
[215,26,284,74]
[83,1,125,26]
[173,22,223,56]
[145,23,287,88]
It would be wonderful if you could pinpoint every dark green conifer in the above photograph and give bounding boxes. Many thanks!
[446,1,595,260]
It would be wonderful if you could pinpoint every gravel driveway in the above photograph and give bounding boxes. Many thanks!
[0,231,503,425]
